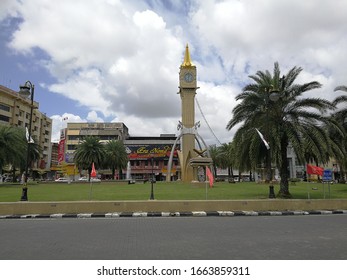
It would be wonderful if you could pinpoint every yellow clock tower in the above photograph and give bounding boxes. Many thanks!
[179,44,198,182]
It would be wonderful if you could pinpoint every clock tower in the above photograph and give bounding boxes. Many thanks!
[179,44,198,182]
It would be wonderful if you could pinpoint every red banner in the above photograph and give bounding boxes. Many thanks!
[306,164,324,176]
[91,162,97,178]
[206,166,214,188]
[58,139,65,164]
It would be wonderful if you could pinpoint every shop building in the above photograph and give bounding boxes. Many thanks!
[124,134,180,181]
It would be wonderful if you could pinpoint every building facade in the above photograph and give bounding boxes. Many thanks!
[124,134,180,181]
[63,122,130,164]
[58,122,180,181]
[0,84,52,170]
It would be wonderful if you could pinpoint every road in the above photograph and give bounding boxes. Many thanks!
[0,215,346,260]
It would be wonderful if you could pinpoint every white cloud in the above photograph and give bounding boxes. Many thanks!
[50,113,86,142]
[191,0,347,95]
[3,0,347,147]
[0,0,20,21]
[87,111,104,122]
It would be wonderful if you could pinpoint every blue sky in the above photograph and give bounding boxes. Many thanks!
[1,0,347,143]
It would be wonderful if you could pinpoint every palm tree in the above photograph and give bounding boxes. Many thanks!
[104,140,128,179]
[27,135,42,180]
[227,62,335,198]
[208,145,219,178]
[74,136,106,180]
[217,143,235,181]
[0,125,26,181]
[330,85,347,182]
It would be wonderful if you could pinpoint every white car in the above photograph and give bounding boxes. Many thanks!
[78,177,101,182]
[78,177,88,181]
[55,177,68,182]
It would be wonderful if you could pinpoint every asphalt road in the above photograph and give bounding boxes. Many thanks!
[0,215,346,260]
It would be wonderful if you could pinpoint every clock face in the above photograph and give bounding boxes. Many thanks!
[184,72,194,83]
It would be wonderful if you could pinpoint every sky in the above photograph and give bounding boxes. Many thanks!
[1,0,347,144]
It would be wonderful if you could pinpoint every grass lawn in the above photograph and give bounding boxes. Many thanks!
[0,180,346,202]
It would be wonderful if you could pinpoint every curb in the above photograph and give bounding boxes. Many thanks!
[1,210,347,219]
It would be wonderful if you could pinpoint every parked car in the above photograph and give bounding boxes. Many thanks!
[55,177,68,182]
[78,177,88,181]
[78,177,101,182]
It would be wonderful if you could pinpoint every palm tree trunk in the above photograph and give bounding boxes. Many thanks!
[278,136,292,198]
[111,167,115,180]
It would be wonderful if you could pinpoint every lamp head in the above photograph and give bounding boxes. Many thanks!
[269,90,280,102]
[19,85,31,98]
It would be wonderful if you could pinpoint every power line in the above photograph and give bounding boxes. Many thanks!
[195,97,222,145]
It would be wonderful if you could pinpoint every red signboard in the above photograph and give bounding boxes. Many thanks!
[58,139,65,164]
[126,144,179,160]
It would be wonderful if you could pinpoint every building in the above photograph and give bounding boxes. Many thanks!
[59,122,180,181]
[61,122,129,163]
[0,84,52,170]
[124,134,180,181]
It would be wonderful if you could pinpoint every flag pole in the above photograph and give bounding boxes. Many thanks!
[89,180,93,200]
[205,167,208,200]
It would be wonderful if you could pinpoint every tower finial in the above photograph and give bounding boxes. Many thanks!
[181,44,194,67]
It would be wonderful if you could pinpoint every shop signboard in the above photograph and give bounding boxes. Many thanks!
[125,144,179,160]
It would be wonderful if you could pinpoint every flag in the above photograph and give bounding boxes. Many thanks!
[206,166,214,188]
[255,128,270,150]
[306,164,324,176]
[26,127,34,143]
[91,162,97,178]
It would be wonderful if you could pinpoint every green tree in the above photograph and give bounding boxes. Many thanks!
[330,85,347,182]
[208,145,219,178]
[0,125,26,180]
[105,140,128,179]
[27,135,42,180]
[217,143,235,180]
[227,62,335,198]
[74,136,106,180]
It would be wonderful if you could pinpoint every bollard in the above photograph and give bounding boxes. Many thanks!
[21,187,28,201]
[269,185,275,198]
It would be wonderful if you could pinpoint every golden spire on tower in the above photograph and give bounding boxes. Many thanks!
[181,44,194,67]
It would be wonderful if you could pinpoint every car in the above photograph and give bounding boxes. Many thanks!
[55,177,69,182]
[78,177,88,181]
[78,177,101,182]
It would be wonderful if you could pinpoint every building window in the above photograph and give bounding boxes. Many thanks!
[0,115,10,122]
[68,135,80,141]
[0,104,10,112]
[67,145,77,150]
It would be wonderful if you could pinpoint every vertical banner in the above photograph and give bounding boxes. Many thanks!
[58,139,65,164]
[58,129,66,164]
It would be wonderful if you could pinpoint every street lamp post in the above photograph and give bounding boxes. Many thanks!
[265,88,279,199]
[150,156,155,200]
[19,81,35,201]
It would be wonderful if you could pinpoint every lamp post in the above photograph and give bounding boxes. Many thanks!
[265,88,279,199]
[149,156,155,200]
[19,81,35,201]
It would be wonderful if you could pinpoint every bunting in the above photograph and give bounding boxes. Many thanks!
[306,164,324,176]
[206,166,214,188]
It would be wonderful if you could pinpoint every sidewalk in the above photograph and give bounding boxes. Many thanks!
[1,209,347,219]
